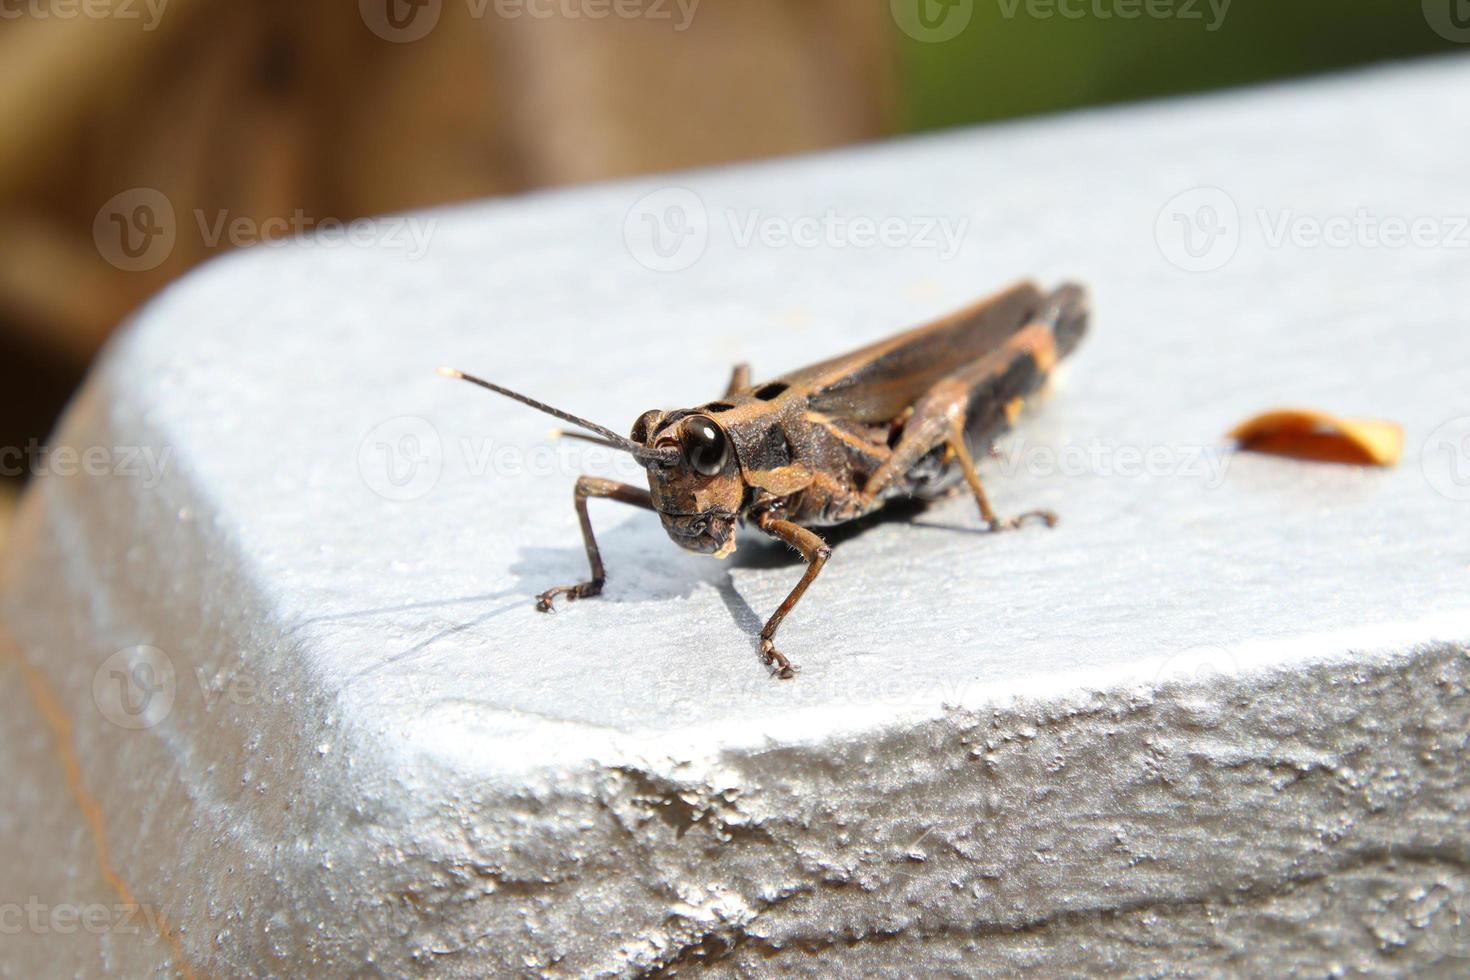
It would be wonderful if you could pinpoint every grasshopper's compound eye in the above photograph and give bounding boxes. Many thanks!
[682,415,728,476]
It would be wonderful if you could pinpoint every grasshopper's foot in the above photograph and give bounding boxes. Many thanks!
[536,580,603,612]
[986,510,1058,533]
[759,638,798,680]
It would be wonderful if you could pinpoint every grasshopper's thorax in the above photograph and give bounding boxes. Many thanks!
[633,409,744,558]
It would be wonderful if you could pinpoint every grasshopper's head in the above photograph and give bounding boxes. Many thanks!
[632,409,743,558]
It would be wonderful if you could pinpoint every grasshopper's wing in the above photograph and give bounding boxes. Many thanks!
[772,281,1049,424]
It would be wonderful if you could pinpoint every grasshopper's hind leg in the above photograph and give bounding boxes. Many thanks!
[862,377,1055,533]
[537,476,654,611]
[946,422,1057,532]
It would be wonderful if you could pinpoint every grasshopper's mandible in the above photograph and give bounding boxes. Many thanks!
[440,280,1089,678]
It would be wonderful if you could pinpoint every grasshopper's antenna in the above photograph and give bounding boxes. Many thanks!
[437,367,679,466]
[548,428,627,451]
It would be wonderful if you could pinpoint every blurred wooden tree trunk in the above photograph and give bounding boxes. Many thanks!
[0,0,898,369]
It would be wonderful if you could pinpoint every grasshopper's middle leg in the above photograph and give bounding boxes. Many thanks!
[755,512,831,679]
[862,380,1055,532]
[536,476,654,612]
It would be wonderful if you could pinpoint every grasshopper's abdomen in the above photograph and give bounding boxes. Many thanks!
[965,283,1087,445]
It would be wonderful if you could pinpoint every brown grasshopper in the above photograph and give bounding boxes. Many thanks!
[439,280,1088,678]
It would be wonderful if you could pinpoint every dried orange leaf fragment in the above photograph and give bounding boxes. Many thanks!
[1229,408,1403,466]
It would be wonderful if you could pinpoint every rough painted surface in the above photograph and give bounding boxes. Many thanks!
[2,57,1470,977]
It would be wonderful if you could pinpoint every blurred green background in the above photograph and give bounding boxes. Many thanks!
[901,0,1461,130]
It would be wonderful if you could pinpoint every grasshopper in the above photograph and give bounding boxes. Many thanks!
[440,280,1088,678]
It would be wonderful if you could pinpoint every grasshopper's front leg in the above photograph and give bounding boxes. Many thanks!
[537,476,654,612]
[755,512,831,679]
